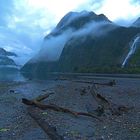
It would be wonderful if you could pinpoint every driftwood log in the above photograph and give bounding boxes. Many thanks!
[89,83,132,116]
[22,92,101,139]
[22,81,131,139]
[28,107,63,140]
[22,98,101,120]
[73,80,116,86]
[94,80,116,86]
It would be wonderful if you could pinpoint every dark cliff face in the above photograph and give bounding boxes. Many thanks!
[58,27,140,72]
[21,11,140,75]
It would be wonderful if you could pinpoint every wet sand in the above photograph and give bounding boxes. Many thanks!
[0,77,140,140]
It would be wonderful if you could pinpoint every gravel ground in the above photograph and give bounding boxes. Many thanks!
[0,77,140,140]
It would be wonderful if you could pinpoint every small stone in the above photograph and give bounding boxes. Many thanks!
[12,133,15,136]
[101,136,105,139]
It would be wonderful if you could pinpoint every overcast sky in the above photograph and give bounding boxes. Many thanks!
[0,0,140,65]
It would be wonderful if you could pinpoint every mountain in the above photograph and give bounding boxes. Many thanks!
[53,11,111,34]
[0,48,19,71]
[132,17,140,27]
[0,55,15,66]
[0,48,17,57]
[21,11,140,77]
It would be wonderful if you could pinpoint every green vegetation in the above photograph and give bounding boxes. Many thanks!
[73,66,140,74]
[0,128,10,132]
[58,27,140,72]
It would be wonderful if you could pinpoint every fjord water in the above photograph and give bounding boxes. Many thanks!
[0,69,26,82]
[122,36,140,68]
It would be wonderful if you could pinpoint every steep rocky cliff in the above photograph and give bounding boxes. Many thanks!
[21,11,140,75]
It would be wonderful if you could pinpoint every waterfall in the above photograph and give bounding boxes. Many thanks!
[122,36,140,68]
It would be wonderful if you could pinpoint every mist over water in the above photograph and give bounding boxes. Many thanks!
[0,70,26,82]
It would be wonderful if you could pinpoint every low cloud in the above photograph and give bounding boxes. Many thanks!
[34,19,117,62]
[0,0,14,26]
[34,29,72,62]
[73,21,116,37]
[0,26,34,65]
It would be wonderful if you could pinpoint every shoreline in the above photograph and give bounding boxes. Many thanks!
[0,77,140,140]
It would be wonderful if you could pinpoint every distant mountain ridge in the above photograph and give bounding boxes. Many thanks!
[0,48,17,57]
[46,11,111,39]
[0,48,18,69]
[21,11,140,76]
[55,11,111,30]
[132,17,140,27]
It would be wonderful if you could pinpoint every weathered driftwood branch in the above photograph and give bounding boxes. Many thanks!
[73,80,116,86]
[22,98,101,120]
[28,107,63,140]
[22,88,102,140]
[89,83,132,116]
[94,80,116,86]
[22,92,54,105]
[35,92,55,102]
[90,83,110,109]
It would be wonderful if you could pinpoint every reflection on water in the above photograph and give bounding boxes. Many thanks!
[0,70,26,82]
